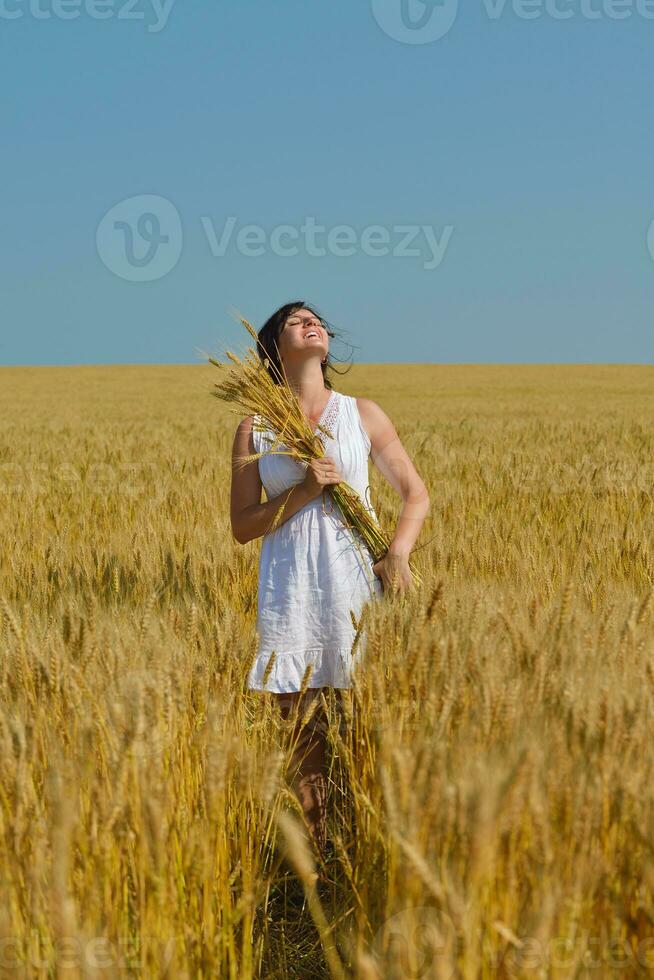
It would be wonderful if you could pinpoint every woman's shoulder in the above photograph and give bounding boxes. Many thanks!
[352,395,383,421]
[352,395,378,409]
[352,397,396,443]
[231,415,257,452]
[234,414,255,434]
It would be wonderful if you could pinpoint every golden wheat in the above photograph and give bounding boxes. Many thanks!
[0,363,652,977]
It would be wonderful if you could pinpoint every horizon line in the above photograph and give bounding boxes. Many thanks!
[1,361,653,369]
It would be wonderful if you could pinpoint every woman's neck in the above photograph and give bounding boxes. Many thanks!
[282,362,328,408]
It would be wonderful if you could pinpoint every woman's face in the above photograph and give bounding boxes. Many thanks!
[277,308,328,367]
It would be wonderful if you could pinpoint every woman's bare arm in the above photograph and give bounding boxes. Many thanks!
[230,417,314,544]
[230,416,342,545]
[356,397,431,559]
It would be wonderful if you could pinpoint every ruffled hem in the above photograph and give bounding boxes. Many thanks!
[247,645,365,693]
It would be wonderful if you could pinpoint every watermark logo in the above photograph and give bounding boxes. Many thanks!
[372,0,654,43]
[96,201,454,278]
[96,194,182,282]
[371,905,457,978]
[371,0,460,43]
[105,667,168,761]
[0,459,166,498]
[0,0,176,33]
[201,215,453,270]
[0,933,176,971]
[481,0,654,21]
[647,216,654,265]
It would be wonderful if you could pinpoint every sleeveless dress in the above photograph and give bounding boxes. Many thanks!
[248,389,384,693]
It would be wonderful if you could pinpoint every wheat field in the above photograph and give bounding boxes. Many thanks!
[1,362,653,979]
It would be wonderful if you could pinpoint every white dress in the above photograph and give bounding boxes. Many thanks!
[248,389,384,693]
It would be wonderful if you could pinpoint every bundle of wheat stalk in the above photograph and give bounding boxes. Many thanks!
[209,314,423,589]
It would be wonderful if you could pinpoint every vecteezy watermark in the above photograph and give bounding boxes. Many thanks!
[371,0,460,44]
[0,0,176,32]
[369,909,654,974]
[371,0,654,44]
[202,215,453,271]
[105,667,169,761]
[0,934,177,971]
[96,195,454,282]
[0,460,171,498]
[493,932,654,971]
[96,195,183,281]
[371,906,458,978]
[481,0,654,22]
[502,457,654,497]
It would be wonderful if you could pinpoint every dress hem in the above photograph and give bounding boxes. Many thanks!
[247,644,365,694]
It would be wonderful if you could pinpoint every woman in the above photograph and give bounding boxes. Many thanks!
[229,301,430,861]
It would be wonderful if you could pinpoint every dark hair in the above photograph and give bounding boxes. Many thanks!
[256,301,352,388]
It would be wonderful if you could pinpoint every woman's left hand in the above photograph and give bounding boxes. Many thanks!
[372,551,413,595]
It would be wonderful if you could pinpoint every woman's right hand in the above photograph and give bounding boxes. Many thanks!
[301,456,343,499]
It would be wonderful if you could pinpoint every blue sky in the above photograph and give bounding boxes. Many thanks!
[2,0,653,365]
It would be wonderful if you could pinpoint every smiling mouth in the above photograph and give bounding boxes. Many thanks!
[305,332,319,339]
